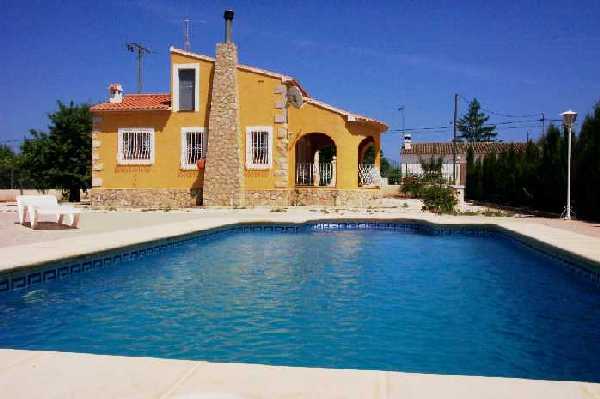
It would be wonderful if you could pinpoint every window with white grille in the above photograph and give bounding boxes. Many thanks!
[180,127,207,169]
[245,126,272,169]
[117,128,154,165]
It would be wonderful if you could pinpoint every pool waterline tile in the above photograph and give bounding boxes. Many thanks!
[0,221,598,295]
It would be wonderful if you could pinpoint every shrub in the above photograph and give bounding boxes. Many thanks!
[401,174,424,197]
[421,184,457,214]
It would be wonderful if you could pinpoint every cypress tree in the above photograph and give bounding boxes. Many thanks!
[574,102,600,220]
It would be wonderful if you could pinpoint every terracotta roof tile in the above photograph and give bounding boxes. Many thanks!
[90,94,171,112]
[401,142,528,155]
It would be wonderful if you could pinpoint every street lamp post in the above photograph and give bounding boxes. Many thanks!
[561,110,577,220]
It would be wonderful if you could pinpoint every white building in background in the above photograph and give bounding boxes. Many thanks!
[399,134,528,185]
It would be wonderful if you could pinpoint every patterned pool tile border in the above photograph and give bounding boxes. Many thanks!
[1,221,598,295]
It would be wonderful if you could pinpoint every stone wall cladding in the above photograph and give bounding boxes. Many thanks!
[244,188,381,207]
[291,188,381,207]
[274,85,289,189]
[90,188,201,208]
[245,189,290,207]
[91,116,103,188]
[203,42,245,207]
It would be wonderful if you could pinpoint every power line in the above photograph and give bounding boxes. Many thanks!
[457,94,539,118]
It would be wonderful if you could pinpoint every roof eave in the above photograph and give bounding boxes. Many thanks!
[90,108,171,113]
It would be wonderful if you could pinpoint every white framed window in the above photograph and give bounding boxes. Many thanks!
[180,127,207,170]
[245,126,273,170]
[172,63,200,112]
[117,128,155,165]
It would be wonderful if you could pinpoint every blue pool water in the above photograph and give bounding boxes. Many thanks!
[1,226,599,382]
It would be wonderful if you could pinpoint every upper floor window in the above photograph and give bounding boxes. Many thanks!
[181,127,206,170]
[245,126,272,170]
[172,63,200,112]
[117,128,154,165]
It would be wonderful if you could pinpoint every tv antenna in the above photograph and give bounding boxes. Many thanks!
[183,18,192,51]
[126,42,151,93]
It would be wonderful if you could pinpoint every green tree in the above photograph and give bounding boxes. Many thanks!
[465,146,475,196]
[538,124,566,212]
[481,151,497,201]
[518,140,540,206]
[456,98,497,142]
[0,144,17,188]
[379,150,402,184]
[20,101,92,201]
[574,102,600,220]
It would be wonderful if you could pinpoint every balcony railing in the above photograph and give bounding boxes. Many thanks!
[358,164,380,187]
[296,162,335,186]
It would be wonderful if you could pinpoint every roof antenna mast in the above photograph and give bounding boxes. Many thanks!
[183,18,192,51]
[126,42,151,93]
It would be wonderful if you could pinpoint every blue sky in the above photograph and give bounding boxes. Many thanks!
[2,0,599,160]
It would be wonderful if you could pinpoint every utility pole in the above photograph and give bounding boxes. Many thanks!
[398,106,405,132]
[127,43,151,93]
[452,93,458,184]
[541,112,545,136]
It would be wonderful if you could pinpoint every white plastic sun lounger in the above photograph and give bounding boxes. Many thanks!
[16,195,81,230]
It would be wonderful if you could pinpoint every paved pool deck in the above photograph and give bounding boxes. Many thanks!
[2,204,600,272]
[2,349,599,399]
[1,204,600,398]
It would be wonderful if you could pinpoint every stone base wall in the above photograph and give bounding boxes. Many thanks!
[245,189,290,207]
[90,188,202,209]
[91,187,380,209]
[380,184,404,198]
[451,185,466,212]
[245,188,381,208]
[291,188,381,207]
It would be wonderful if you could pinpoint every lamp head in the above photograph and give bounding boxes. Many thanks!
[561,110,577,126]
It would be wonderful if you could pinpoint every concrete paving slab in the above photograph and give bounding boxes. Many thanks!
[166,361,386,399]
[0,349,197,399]
[385,371,599,399]
[1,350,598,398]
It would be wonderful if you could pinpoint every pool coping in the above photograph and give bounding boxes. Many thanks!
[1,216,599,293]
[1,348,599,398]
[2,214,600,396]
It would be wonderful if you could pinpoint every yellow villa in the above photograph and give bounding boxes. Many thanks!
[90,11,388,208]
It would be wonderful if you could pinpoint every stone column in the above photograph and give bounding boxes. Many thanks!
[203,43,245,207]
[329,156,336,187]
[90,115,103,206]
[313,150,320,187]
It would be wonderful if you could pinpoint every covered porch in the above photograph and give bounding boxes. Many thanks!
[294,133,381,189]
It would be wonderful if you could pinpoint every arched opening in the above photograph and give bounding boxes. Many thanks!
[358,136,375,164]
[357,137,379,187]
[295,133,337,187]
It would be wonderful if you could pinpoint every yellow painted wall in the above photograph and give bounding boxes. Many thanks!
[288,102,381,189]
[238,69,280,190]
[94,50,382,191]
[95,54,214,189]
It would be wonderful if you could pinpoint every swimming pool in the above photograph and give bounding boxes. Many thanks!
[1,223,599,382]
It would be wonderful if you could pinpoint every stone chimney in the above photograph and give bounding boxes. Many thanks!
[109,83,123,103]
[403,133,412,150]
[203,10,245,207]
